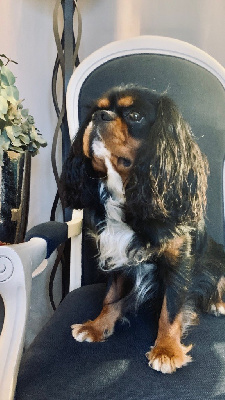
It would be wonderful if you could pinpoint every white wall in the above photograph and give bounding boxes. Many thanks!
[0,0,57,229]
[1,0,225,229]
[78,0,225,65]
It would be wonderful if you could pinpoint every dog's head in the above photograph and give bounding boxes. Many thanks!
[62,85,209,223]
[82,86,159,185]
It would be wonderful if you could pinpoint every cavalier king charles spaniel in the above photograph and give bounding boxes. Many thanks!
[62,85,225,374]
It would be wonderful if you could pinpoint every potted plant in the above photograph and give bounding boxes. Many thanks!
[0,54,47,243]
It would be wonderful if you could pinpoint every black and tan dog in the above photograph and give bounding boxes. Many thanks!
[62,85,225,374]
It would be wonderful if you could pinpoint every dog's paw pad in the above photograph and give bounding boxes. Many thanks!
[146,343,192,374]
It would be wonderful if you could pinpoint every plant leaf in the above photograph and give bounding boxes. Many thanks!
[0,95,8,114]
[0,147,4,166]
[11,137,22,147]
[21,108,29,118]
[19,134,30,144]
[4,126,15,141]
[2,85,19,102]
[1,65,16,86]
[35,135,47,146]
[0,131,10,151]
[12,125,22,137]
[0,88,17,106]
[30,125,37,140]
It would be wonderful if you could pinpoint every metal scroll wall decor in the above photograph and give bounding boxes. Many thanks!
[51,0,82,221]
[50,0,82,304]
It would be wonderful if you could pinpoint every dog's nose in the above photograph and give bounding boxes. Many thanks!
[92,110,114,122]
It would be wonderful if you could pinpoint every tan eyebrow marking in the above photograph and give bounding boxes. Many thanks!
[117,96,134,107]
[97,97,110,109]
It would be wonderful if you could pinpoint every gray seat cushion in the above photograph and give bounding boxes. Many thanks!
[16,283,225,400]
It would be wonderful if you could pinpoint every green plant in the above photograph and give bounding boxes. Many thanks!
[0,54,47,165]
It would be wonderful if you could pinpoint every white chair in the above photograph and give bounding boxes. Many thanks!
[1,35,225,400]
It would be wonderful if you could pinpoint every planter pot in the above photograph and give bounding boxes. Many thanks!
[0,151,31,244]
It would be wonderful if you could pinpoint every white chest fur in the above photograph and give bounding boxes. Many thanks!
[98,188,135,270]
[92,140,135,270]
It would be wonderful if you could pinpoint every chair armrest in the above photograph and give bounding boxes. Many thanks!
[0,210,83,400]
[25,209,83,258]
[25,221,68,258]
[0,211,83,400]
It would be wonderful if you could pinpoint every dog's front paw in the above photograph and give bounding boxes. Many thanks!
[146,342,192,374]
[71,321,113,343]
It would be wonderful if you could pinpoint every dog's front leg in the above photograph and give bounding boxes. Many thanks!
[146,294,192,373]
[146,238,194,373]
[71,274,124,342]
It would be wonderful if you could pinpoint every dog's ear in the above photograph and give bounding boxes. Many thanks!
[60,126,100,209]
[126,96,209,224]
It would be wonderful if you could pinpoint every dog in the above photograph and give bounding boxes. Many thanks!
[61,84,225,374]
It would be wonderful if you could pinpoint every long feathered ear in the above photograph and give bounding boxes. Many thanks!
[125,96,209,224]
[60,124,100,209]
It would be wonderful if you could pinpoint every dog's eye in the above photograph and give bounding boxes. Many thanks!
[128,111,142,122]
[117,157,132,168]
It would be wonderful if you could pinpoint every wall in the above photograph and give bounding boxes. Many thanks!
[79,0,225,65]
[0,0,57,229]
[0,0,225,229]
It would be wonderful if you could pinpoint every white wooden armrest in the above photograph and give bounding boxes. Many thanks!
[67,209,83,238]
[69,209,83,292]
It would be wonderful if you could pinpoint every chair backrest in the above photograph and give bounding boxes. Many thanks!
[67,36,225,286]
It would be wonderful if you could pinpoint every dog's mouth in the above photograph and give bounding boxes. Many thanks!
[89,137,135,185]
[91,153,107,175]
[84,157,107,180]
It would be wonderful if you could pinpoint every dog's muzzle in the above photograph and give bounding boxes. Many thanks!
[89,110,116,158]
[86,111,116,173]
[92,109,116,123]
